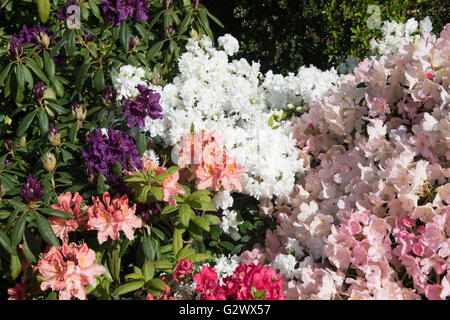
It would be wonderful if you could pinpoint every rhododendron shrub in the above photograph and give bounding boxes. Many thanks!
[256,24,450,300]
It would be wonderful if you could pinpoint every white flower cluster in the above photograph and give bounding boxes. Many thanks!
[370,17,433,55]
[262,65,339,110]
[214,254,240,285]
[220,209,242,234]
[111,65,146,101]
[131,35,337,199]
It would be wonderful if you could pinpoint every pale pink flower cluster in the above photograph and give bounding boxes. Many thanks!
[258,24,450,300]
[178,130,246,192]
[37,242,105,300]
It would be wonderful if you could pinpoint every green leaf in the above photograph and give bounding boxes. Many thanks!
[112,280,145,296]
[161,204,178,215]
[38,108,49,136]
[0,63,11,86]
[43,50,55,79]
[148,278,167,292]
[147,40,164,60]
[178,203,192,228]
[22,232,37,264]
[189,253,210,263]
[0,230,13,255]
[154,260,172,271]
[120,22,131,53]
[15,64,25,89]
[37,0,51,23]
[112,161,122,176]
[150,227,165,240]
[27,58,49,84]
[93,68,105,92]
[205,10,224,28]
[142,233,155,261]
[39,207,75,219]
[34,212,60,247]
[66,30,76,57]
[52,77,65,97]
[149,187,163,201]
[11,213,27,249]
[22,65,34,90]
[136,132,147,156]
[203,214,221,225]
[68,122,77,143]
[96,173,109,194]
[88,0,103,22]
[178,12,192,35]
[75,62,91,91]
[10,254,21,280]
[143,261,155,282]
[17,110,36,137]
[173,228,184,257]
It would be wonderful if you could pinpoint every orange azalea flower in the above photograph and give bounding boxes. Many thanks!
[87,192,142,244]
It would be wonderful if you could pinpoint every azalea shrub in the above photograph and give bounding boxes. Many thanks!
[0,0,449,301]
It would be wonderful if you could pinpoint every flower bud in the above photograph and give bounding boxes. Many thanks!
[165,25,175,39]
[48,123,61,147]
[41,152,56,172]
[4,139,13,153]
[35,31,51,50]
[4,116,12,126]
[19,136,27,148]
[163,0,173,10]
[33,82,45,103]
[72,102,87,121]
[192,0,200,8]
[130,35,139,52]
[8,37,24,59]
[0,184,6,199]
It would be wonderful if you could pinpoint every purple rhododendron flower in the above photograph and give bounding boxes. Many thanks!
[82,128,142,184]
[17,25,53,49]
[8,37,24,58]
[100,0,149,27]
[20,174,45,203]
[100,85,116,107]
[122,84,163,128]
[33,82,45,102]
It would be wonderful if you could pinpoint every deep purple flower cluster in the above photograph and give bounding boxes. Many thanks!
[17,25,53,49]
[20,174,45,203]
[100,0,149,27]
[82,128,142,183]
[122,84,163,128]
[55,0,79,20]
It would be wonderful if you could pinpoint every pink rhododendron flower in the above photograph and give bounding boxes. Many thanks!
[48,192,87,243]
[37,242,105,300]
[193,265,226,300]
[87,192,142,243]
[8,281,29,300]
[173,258,194,283]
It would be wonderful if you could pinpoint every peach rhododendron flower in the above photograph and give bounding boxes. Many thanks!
[37,242,105,300]
[162,171,185,206]
[87,192,142,244]
[48,192,87,243]
[178,130,245,192]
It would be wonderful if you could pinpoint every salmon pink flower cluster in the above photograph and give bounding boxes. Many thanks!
[178,130,246,192]
[48,192,87,243]
[37,243,105,300]
[86,192,142,244]
[193,262,285,300]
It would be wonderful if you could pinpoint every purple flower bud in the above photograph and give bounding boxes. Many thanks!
[129,35,139,51]
[33,81,45,103]
[100,85,116,107]
[165,25,175,39]
[8,37,24,59]
[18,25,54,50]
[163,0,173,10]
[121,84,163,128]
[4,139,13,152]
[191,0,200,8]
[72,102,87,121]
[20,174,44,203]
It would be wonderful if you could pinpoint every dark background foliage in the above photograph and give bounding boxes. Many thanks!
[203,0,449,74]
